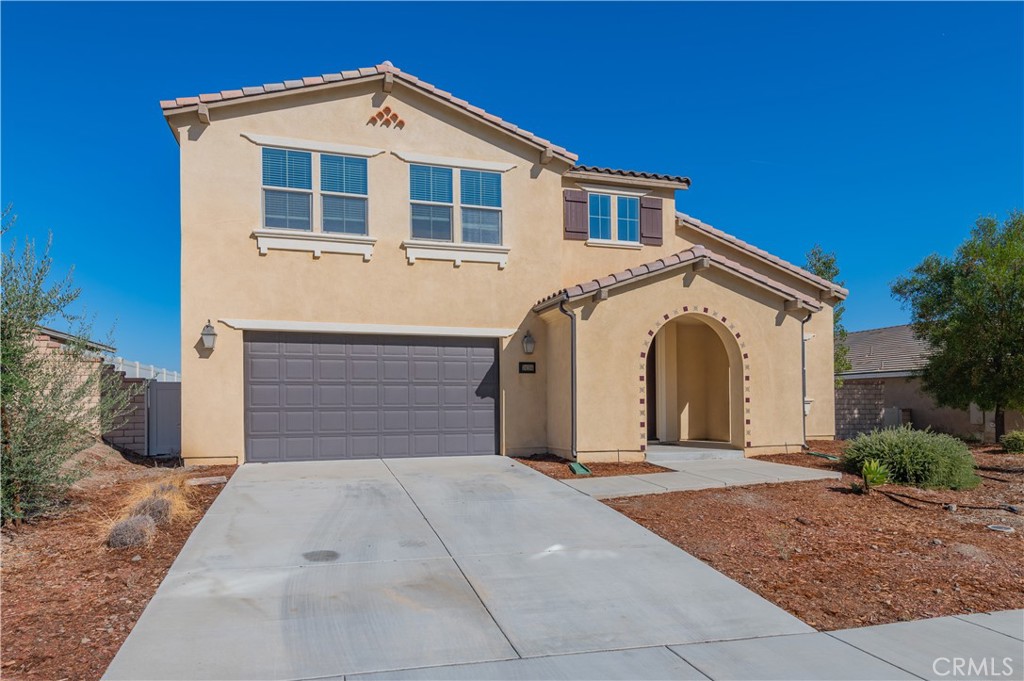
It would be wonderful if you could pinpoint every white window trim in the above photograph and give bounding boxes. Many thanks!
[585,238,642,250]
[259,145,371,244]
[392,150,516,173]
[252,229,376,261]
[587,191,641,245]
[243,133,385,158]
[401,239,510,269]
[408,164,506,251]
[576,182,651,197]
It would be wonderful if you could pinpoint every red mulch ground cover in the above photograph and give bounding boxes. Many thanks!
[515,454,672,480]
[1,445,235,681]
[606,440,1024,631]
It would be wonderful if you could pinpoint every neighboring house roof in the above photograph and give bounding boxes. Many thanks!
[567,165,692,189]
[841,324,930,378]
[36,325,116,354]
[676,212,849,300]
[533,244,822,313]
[160,61,578,163]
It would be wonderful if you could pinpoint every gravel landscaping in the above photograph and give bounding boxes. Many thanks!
[606,440,1024,631]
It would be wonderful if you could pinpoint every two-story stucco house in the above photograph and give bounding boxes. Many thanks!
[160,61,846,466]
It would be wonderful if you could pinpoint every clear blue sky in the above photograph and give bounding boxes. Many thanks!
[3,2,1021,372]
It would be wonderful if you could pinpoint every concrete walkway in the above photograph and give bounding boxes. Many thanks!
[562,446,840,499]
[104,456,1020,681]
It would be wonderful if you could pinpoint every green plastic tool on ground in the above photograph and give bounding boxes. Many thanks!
[569,462,592,476]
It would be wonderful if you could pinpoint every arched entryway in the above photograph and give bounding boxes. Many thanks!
[646,314,745,449]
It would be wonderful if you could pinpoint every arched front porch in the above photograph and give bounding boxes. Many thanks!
[646,313,745,450]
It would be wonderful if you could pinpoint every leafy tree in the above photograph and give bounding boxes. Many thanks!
[805,244,851,387]
[1,206,140,524]
[892,211,1024,440]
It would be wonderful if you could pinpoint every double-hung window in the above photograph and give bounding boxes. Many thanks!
[321,154,368,235]
[588,192,640,244]
[617,196,640,242]
[410,165,454,241]
[460,170,502,245]
[588,194,612,240]
[262,148,312,230]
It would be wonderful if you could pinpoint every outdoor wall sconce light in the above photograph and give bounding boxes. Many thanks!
[522,330,536,355]
[200,320,218,350]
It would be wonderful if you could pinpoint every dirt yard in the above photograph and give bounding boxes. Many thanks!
[515,454,671,479]
[606,440,1024,631]
[1,444,235,680]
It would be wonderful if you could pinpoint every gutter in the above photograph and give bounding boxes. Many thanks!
[801,310,814,448]
[556,295,579,460]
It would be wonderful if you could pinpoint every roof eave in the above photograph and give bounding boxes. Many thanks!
[565,169,691,191]
[161,72,578,164]
[676,212,850,300]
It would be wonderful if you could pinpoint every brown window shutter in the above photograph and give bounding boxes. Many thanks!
[563,189,588,241]
[640,196,663,246]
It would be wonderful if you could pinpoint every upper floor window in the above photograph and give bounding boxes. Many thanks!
[460,170,502,245]
[406,163,506,248]
[321,154,368,235]
[588,192,640,243]
[262,148,311,230]
[410,165,454,241]
[617,196,640,242]
[588,194,612,240]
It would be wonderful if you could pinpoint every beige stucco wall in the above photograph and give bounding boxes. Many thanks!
[883,377,1024,440]
[540,265,810,462]
[171,76,838,464]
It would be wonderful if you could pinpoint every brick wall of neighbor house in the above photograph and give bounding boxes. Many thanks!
[32,332,103,434]
[102,367,147,456]
[835,379,884,439]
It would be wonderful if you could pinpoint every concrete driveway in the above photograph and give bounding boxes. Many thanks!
[106,456,906,680]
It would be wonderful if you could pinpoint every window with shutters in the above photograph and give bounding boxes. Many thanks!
[587,192,640,244]
[262,148,312,230]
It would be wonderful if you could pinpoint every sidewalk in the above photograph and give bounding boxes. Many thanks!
[562,448,840,499]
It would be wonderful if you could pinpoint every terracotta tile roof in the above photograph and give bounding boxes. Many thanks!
[676,212,849,299]
[842,325,930,375]
[160,61,577,162]
[569,165,692,187]
[533,244,822,312]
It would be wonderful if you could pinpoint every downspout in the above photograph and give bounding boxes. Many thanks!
[800,310,814,448]
[557,294,578,460]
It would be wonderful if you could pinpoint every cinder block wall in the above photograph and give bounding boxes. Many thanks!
[835,379,884,439]
[103,368,147,456]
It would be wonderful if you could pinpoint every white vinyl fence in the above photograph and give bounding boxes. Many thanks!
[109,357,181,382]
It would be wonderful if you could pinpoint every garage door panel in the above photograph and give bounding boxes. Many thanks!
[351,411,379,432]
[318,359,347,380]
[319,385,346,407]
[249,358,280,380]
[284,385,314,407]
[244,332,497,461]
[249,411,281,433]
[351,385,379,406]
[319,411,348,432]
[249,385,280,407]
[284,359,313,380]
[382,410,410,431]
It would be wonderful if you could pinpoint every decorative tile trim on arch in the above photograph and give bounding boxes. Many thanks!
[638,305,753,453]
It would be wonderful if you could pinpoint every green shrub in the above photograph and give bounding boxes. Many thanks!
[861,459,890,489]
[1001,430,1024,454]
[843,426,979,490]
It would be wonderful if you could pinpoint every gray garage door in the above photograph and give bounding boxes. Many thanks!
[244,332,498,461]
